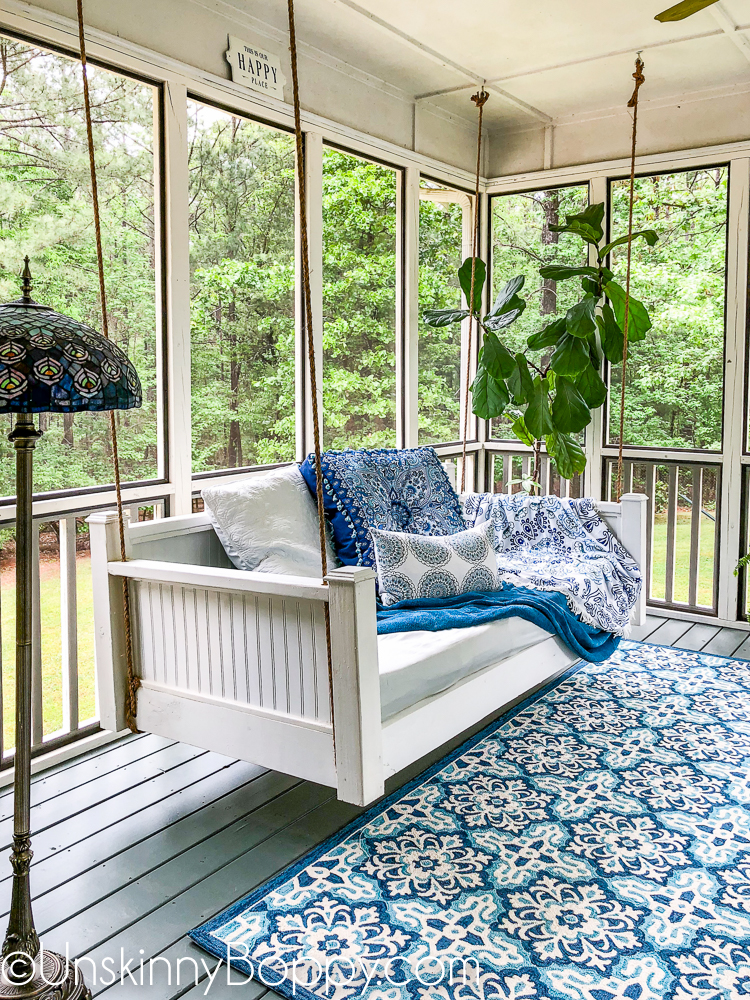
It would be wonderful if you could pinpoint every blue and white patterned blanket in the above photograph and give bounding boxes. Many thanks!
[461,493,641,636]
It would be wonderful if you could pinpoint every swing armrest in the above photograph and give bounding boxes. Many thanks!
[107,559,331,602]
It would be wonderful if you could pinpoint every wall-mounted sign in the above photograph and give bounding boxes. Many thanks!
[226,35,286,99]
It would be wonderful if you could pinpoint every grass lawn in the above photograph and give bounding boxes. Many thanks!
[0,552,96,751]
[651,510,716,609]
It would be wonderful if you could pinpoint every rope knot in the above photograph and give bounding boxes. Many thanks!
[471,88,490,109]
[627,56,645,108]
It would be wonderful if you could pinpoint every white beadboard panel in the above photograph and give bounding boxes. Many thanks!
[131,581,332,725]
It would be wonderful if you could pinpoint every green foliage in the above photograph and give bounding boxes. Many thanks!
[607,169,727,451]
[424,200,659,481]
[188,104,297,471]
[322,150,398,450]
[0,39,159,498]
[418,194,464,445]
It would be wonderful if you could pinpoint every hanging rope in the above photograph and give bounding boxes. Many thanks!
[460,88,489,493]
[76,0,140,733]
[616,54,645,501]
[287,0,335,730]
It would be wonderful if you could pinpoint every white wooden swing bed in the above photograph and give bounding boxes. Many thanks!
[88,3,649,810]
[90,495,647,808]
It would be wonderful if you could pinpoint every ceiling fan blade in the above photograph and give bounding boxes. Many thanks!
[655,0,721,21]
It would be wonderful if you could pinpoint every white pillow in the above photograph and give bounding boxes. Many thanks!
[201,464,335,577]
[371,521,498,607]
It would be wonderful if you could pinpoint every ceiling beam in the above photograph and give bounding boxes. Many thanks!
[327,0,482,82]
[490,88,552,123]
[326,0,552,124]
[709,3,750,63]
[415,27,741,102]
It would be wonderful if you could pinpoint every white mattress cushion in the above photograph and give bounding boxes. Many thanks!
[201,464,335,576]
[378,617,570,720]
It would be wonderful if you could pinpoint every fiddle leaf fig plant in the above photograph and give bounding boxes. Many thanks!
[423,201,658,485]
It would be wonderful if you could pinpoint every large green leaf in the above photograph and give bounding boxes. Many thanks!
[596,303,624,363]
[545,430,587,481]
[605,281,652,341]
[489,274,525,314]
[598,230,659,260]
[565,296,597,339]
[422,308,470,328]
[576,364,608,408]
[550,333,591,377]
[508,410,535,447]
[586,334,602,368]
[483,300,526,331]
[458,256,486,313]
[527,317,566,351]
[525,376,554,439]
[551,376,591,433]
[655,0,720,22]
[507,354,535,405]
[482,332,516,380]
[538,264,598,282]
[471,366,509,420]
[550,203,605,245]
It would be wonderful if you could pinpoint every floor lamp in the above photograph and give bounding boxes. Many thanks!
[0,260,141,999]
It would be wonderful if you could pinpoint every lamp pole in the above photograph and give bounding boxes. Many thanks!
[4,413,41,976]
[0,413,90,998]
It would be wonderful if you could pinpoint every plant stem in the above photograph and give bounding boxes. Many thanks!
[532,438,542,494]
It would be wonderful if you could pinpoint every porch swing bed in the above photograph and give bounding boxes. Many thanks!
[89,483,646,809]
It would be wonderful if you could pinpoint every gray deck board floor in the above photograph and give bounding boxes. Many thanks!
[10,616,750,998]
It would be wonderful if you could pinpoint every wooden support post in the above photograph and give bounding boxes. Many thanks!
[163,80,192,515]
[325,566,383,807]
[398,166,420,450]
[296,130,324,461]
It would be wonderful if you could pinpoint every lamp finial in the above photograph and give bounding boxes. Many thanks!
[21,257,32,304]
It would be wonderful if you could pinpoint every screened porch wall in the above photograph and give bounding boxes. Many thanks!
[0,0,749,770]
[486,151,749,625]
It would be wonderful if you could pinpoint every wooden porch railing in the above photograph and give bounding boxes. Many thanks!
[0,500,166,768]
[604,458,720,615]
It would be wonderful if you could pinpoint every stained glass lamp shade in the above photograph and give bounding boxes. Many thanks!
[0,267,141,414]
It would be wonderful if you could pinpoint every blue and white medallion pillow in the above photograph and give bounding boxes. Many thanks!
[299,447,465,568]
[371,521,498,606]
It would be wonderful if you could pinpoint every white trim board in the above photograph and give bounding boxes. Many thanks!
[487,138,750,190]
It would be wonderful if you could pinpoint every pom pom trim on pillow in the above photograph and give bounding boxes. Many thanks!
[371,520,498,607]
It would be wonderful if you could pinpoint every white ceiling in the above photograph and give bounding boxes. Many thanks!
[249,0,750,134]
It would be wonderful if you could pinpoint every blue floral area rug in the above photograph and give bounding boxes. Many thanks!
[191,641,750,1000]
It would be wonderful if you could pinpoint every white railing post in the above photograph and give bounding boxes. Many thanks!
[88,511,132,734]
[325,566,383,806]
[59,516,79,734]
[620,492,648,626]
